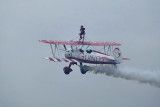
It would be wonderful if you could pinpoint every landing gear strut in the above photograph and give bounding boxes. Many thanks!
[63,62,77,75]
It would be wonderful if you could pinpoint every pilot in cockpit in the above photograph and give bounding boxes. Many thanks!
[79,49,84,53]
[86,49,92,54]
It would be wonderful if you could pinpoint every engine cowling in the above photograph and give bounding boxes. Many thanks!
[63,67,73,75]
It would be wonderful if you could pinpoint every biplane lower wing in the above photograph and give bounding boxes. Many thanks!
[44,57,80,63]
[39,40,121,46]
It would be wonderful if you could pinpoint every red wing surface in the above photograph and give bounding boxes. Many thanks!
[39,40,121,46]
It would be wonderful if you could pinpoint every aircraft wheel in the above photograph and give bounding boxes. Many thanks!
[63,67,72,75]
[81,68,87,74]
[64,71,70,75]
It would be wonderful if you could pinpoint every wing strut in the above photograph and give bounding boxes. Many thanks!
[107,45,112,55]
[63,45,67,50]
[71,45,73,50]
[50,44,54,58]
[85,45,90,50]
[104,46,106,54]
[54,44,57,57]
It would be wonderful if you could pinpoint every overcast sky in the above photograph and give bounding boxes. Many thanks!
[0,0,160,107]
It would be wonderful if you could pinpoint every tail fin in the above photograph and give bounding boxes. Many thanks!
[113,47,122,63]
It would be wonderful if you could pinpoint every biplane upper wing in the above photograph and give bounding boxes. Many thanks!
[39,40,121,46]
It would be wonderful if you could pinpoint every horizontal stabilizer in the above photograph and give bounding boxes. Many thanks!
[122,58,130,60]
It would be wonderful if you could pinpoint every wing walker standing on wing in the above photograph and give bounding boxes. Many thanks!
[79,25,85,42]
[39,26,130,75]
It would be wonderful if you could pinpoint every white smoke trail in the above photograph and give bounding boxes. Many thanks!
[89,65,160,88]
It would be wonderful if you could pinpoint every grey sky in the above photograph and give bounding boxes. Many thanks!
[0,0,160,107]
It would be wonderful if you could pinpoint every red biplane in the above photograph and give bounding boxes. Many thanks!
[39,35,129,75]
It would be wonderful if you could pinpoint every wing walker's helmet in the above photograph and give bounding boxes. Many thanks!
[81,25,83,28]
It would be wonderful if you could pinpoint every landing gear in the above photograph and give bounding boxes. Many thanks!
[63,62,77,75]
[80,63,90,74]
[63,67,72,75]
[63,62,90,75]
[80,68,87,74]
